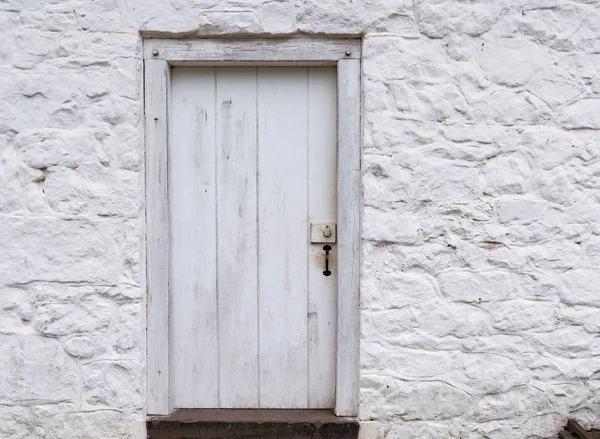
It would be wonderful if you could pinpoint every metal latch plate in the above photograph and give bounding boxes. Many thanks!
[310,222,337,244]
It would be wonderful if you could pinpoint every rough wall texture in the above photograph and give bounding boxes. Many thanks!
[1,0,599,438]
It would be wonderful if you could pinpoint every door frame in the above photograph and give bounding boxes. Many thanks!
[143,38,362,417]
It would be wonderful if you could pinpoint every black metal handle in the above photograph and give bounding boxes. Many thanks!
[323,245,332,276]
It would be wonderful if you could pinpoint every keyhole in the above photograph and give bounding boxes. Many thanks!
[323,245,332,277]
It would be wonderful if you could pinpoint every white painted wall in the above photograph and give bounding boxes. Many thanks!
[0,0,599,438]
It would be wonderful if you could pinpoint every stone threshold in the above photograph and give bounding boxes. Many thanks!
[147,409,360,439]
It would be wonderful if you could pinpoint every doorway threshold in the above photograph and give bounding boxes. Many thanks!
[147,409,359,439]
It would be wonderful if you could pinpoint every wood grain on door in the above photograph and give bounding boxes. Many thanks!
[170,66,337,409]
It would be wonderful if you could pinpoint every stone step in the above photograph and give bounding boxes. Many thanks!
[147,409,360,439]
[559,420,600,439]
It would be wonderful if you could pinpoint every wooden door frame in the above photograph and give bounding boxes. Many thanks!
[143,38,362,417]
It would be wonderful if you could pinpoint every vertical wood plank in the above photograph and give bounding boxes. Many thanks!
[216,67,259,408]
[170,67,219,408]
[307,67,338,408]
[335,58,361,417]
[145,58,171,415]
[258,67,309,408]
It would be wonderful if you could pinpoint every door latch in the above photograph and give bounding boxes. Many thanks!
[323,245,332,276]
[310,222,336,244]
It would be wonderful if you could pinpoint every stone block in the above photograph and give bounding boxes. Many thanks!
[0,139,45,214]
[559,99,600,130]
[0,217,121,284]
[33,296,112,336]
[385,421,455,439]
[112,303,142,353]
[16,128,105,169]
[361,345,450,379]
[37,409,142,439]
[44,163,140,217]
[197,11,261,34]
[446,352,529,395]
[528,66,583,109]
[63,335,108,359]
[475,36,553,87]
[438,270,512,303]
[481,154,530,196]
[418,1,508,38]
[0,406,34,439]
[361,308,418,343]
[82,360,142,409]
[470,386,552,422]
[260,1,295,34]
[488,300,559,332]
[0,287,34,335]
[296,0,413,35]
[361,271,438,310]
[0,335,78,403]
[533,327,600,358]
[415,299,489,338]
[400,381,472,420]
[363,207,421,245]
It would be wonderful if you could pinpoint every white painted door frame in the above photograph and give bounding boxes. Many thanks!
[143,38,362,417]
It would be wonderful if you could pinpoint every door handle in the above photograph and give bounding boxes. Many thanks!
[323,245,332,277]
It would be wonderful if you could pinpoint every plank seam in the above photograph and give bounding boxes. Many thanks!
[214,67,221,408]
[256,66,261,409]
[305,66,311,409]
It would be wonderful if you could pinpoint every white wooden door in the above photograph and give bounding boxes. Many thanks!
[169,66,338,409]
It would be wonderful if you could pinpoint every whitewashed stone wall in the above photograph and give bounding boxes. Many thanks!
[1,0,599,438]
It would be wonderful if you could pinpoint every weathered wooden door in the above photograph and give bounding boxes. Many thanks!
[169,66,338,409]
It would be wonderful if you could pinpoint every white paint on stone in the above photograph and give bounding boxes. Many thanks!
[0,335,78,404]
[559,99,600,129]
[112,303,142,353]
[62,335,108,359]
[1,0,600,437]
[82,360,142,409]
[33,296,113,336]
[0,288,33,335]
[0,217,122,284]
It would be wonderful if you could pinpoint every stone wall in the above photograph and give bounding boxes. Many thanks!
[1,0,599,438]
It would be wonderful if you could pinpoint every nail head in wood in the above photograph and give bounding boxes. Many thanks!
[152,49,159,56]
[345,50,351,56]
